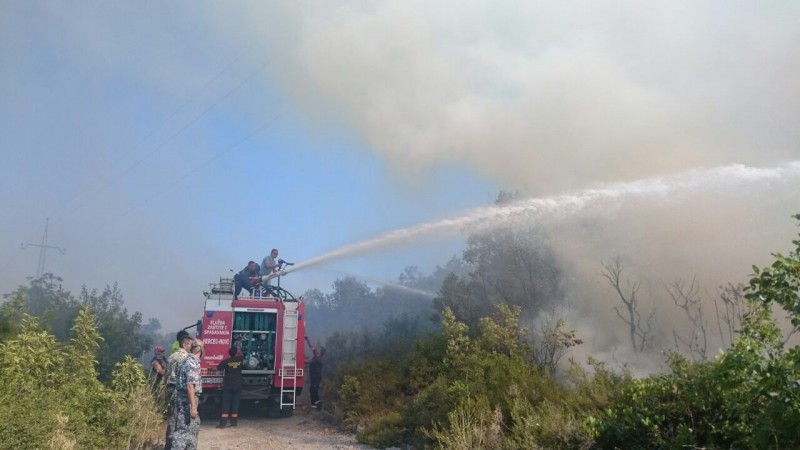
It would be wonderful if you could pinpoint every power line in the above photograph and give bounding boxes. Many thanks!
[6,53,252,272]
[55,54,245,217]
[76,109,287,242]
[65,57,268,219]
[27,1,354,237]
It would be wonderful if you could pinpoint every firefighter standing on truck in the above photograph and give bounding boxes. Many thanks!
[216,347,244,428]
[233,261,261,300]
[261,248,280,284]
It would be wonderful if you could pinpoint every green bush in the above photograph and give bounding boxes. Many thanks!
[425,397,503,450]
[327,216,800,449]
[329,303,598,449]
[358,411,408,448]
[595,353,722,449]
[504,359,630,450]
[0,308,163,449]
[507,397,592,450]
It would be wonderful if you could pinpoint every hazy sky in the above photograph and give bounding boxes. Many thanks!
[2,1,799,334]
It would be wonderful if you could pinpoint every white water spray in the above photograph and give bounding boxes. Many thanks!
[284,161,800,275]
[319,268,438,298]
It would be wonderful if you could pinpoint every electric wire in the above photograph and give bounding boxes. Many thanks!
[66,58,268,217]
[74,109,287,243]
[57,53,245,216]
[1,55,257,277]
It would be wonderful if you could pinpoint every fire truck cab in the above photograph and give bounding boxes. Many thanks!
[197,277,305,417]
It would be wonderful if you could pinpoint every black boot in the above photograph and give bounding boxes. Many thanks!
[230,418,238,427]
[216,419,227,429]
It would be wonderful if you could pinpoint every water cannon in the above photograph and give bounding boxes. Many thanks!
[252,258,300,287]
[261,272,281,283]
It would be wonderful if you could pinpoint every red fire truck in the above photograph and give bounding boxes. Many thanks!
[195,275,306,417]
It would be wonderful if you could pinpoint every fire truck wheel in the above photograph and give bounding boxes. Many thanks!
[279,406,294,418]
[265,398,282,419]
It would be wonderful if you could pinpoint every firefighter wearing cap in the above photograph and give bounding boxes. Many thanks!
[150,345,167,387]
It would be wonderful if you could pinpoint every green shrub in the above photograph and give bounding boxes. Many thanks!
[425,397,503,450]
[0,308,163,449]
[504,359,630,450]
[595,353,722,449]
[357,411,408,448]
[506,397,593,450]
[330,303,602,449]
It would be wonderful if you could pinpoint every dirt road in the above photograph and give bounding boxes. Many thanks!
[197,403,372,450]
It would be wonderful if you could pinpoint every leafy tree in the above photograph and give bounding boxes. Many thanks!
[328,276,375,310]
[3,273,81,340]
[433,193,566,329]
[300,287,330,310]
[531,316,583,374]
[3,274,154,383]
[78,283,152,382]
[0,293,26,342]
[463,222,564,316]
[305,272,437,341]
[140,317,162,336]
[0,307,162,448]
[433,273,494,331]
[398,258,469,294]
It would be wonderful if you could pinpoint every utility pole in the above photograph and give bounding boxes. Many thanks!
[21,217,65,278]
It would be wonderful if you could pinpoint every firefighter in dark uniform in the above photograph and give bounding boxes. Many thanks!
[216,347,244,428]
[305,336,326,409]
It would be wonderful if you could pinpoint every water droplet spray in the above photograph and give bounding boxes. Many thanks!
[282,161,800,276]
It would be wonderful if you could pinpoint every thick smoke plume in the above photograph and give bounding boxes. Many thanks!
[233,1,800,190]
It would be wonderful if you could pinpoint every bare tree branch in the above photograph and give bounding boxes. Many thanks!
[665,275,708,361]
[601,257,654,353]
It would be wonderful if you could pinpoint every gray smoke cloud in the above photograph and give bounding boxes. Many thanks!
[228,1,800,190]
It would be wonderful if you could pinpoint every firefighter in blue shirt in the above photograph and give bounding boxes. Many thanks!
[168,340,203,450]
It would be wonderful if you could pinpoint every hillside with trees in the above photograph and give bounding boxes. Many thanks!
[0,278,165,448]
[303,213,800,449]
[2,212,799,449]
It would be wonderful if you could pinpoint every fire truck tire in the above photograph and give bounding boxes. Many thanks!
[265,397,282,419]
